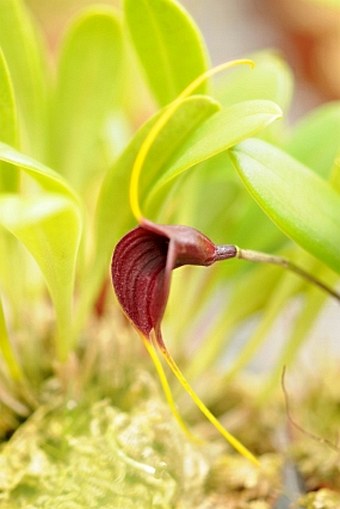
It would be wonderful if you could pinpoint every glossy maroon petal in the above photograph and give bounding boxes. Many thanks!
[111,220,237,339]
[111,226,169,336]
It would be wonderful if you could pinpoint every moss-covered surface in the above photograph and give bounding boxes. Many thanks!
[1,321,340,507]
[0,378,282,508]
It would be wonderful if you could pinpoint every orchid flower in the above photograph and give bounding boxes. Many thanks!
[111,60,340,467]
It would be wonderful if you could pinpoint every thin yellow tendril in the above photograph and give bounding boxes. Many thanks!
[130,58,255,221]
[156,340,260,466]
[142,335,201,443]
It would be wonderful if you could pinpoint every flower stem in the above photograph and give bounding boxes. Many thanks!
[235,247,340,302]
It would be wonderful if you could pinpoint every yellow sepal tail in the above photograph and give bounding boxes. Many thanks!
[142,334,201,443]
[155,338,260,467]
[144,331,259,466]
[129,59,255,222]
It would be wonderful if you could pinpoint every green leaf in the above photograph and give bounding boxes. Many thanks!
[0,194,81,362]
[0,50,18,192]
[286,102,340,178]
[124,0,208,106]
[216,50,293,114]
[330,158,340,193]
[230,139,340,273]
[0,0,48,159]
[145,100,282,211]
[50,7,123,189]
[0,144,82,360]
[0,142,79,202]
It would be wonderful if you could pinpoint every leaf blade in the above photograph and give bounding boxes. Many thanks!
[0,0,48,158]
[286,101,340,178]
[124,0,208,106]
[216,50,293,114]
[0,194,81,361]
[50,7,123,188]
[145,100,282,210]
[0,50,19,191]
[0,142,79,203]
[0,145,82,360]
[230,139,340,273]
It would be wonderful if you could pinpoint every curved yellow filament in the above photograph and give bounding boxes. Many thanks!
[129,59,255,222]
[157,341,260,466]
[142,335,201,443]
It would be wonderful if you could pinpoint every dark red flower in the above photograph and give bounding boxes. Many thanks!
[111,219,260,465]
[111,218,236,340]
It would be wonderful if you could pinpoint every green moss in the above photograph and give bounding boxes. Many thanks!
[0,385,210,508]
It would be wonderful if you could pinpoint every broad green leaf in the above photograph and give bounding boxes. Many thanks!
[124,0,208,106]
[286,102,340,178]
[164,151,285,252]
[216,51,293,114]
[0,144,82,359]
[230,139,340,273]
[145,100,282,211]
[49,7,123,189]
[0,142,79,203]
[0,50,18,191]
[0,0,48,159]
[0,194,81,362]
[330,158,340,193]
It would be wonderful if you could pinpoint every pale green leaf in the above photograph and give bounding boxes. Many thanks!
[0,144,82,359]
[230,139,340,273]
[124,0,208,106]
[50,7,123,188]
[0,142,79,203]
[0,0,48,159]
[0,194,81,361]
[216,50,293,114]
[286,102,340,178]
[145,100,282,211]
[330,158,340,193]
[0,50,18,191]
